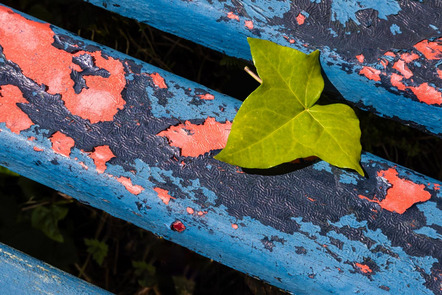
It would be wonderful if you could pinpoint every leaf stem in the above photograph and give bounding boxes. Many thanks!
[244,66,262,84]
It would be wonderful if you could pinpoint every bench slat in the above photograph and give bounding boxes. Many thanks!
[0,242,111,294]
[85,0,442,136]
[0,5,441,294]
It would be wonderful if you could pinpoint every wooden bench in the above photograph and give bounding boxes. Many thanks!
[0,1,441,294]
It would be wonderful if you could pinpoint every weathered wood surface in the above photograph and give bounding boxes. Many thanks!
[85,0,442,136]
[0,4,441,295]
[0,242,111,294]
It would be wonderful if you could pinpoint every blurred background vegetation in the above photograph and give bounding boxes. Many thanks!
[0,0,440,294]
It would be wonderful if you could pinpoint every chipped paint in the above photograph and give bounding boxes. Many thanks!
[171,220,185,232]
[0,85,33,134]
[149,72,167,89]
[88,145,115,174]
[393,60,413,79]
[414,39,442,60]
[296,13,306,25]
[116,176,144,195]
[359,67,381,81]
[356,54,364,63]
[227,12,239,21]
[245,20,254,30]
[355,263,372,274]
[186,207,194,214]
[153,187,175,205]
[0,6,126,124]
[198,93,215,100]
[359,168,432,214]
[49,131,75,157]
[408,83,442,105]
[232,223,239,229]
[157,117,231,157]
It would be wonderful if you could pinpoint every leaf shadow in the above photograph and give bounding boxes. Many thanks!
[242,157,320,176]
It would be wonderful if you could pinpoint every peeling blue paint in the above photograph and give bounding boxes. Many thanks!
[330,0,401,26]
[389,23,402,35]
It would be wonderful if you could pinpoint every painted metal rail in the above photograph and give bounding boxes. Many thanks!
[0,3,441,295]
[85,0,442,136]
[0,242,111,294]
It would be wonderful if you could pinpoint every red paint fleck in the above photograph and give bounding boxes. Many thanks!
[296,13,306,25]
[355,263,372,274]
[117,176,144,195]
[245,20,254,30]
[227,12,240,21]
[149,73,167,89]
[400,52,419,63]
[49,131,75,157]
[414,39,442,60]
[359,168,431,214]
[171,220,186,232]
[153,187,175,205]
[33,146,44,152]
[157,117,232,157]
[390,73,406,91]
[384,51,396,57]
[359,67,381,81]
[198,93,215,100]
[186,207,194,214]
[307,197,316,202]
[197,211,207,216]
[356,54,364,63]
[393,60,413,79]
[0,7,126,124]
[0,85,33,134]
[231,223,238,229]
[408,83,442,105]
[89,145,115,174]
[438,69,442,80]
[434,184,440,191]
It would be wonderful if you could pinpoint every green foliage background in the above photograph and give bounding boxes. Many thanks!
[0,0,440,294]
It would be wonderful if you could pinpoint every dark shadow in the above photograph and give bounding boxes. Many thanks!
[242,157,320,176]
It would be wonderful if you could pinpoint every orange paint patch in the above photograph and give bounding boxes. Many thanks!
[186,207,194,214]
[390,73,406,91]
[296,13,306,25]
[245,20,254,30]
[393,60,413,79]
[437,69,442,80]
[359,67,381,81]
[408,83,442,105]
[356,54,364,63]
[89,145,116,174]
[360,168,431,214]
[231,223,238,229]
[33,146,44,152]
[157,117,232,157]
[49,131,75,157]
[149,73,167,89]
[117,176,144,195]
[400,52,419,63]
[227,12,240,21]
[198,93,215,100]
[414,39,442,60]
[0,7,126,124]
[153,187,175,205]
[355,263,372,274]
[0,85,33,134]
[380,59,388,68]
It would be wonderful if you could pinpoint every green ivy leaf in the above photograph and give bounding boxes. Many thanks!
[215,38,364,175]
[31,205,68,243]
[84,238,108,266]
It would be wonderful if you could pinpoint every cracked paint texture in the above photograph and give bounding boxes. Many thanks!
[0,4,441,295]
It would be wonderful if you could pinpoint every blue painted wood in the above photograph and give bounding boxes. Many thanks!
[84,0,442,136]
[0,4,441,295]
[0,242,111,294]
